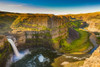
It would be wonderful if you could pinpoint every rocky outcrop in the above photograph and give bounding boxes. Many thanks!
[11,31,26,45]
[0,35,11,67]
[0,12,17,35]
[67,28,79,43]
[52,46,100,67]
[68,12,100,32]
[0,36,7,49]
[87,20,100,32]
[82,46,100,67]
[9,15,70,50]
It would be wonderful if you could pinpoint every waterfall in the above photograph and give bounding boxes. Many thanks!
[7,37,30,62]
[7,38,21,57]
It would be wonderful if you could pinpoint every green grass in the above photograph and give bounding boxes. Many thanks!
[60,28,92,53]
[70,18,84,28]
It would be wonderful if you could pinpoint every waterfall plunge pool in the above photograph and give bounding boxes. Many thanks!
[6,47,60,67]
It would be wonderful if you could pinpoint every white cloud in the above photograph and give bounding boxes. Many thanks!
[0,2,100,15]
[0,2,56,14]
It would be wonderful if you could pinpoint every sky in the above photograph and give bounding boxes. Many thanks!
[0,0,100,15]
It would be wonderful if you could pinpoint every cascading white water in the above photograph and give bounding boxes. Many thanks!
[7,39,21,57]
[7,38,30,62]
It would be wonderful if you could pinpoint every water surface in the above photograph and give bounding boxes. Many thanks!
[10,47,60,67]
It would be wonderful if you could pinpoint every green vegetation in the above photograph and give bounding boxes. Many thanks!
[0,15,16,34]
[24,32,53,48]
[56,17,92,53]
[70,20,82,28]
[53,28,92,53]
[0,41,12,65]
[11,16,53,31]
[68,12,100,30]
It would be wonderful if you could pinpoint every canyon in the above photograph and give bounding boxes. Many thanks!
[0,11,100,67]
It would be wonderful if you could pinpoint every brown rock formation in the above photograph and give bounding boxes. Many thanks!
[0,35,11,67]
[67,28,79,43]
[0,35,7,49]
[87,20,100,32]
[82,46,100,67]
[9,15,70,50]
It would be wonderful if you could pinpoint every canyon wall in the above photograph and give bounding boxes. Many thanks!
[87,20,100,32]
[82,46,100,67]
[0,35,12,67]
[10,14,70,50]
[67,12,100,32]
[0,12,70,67]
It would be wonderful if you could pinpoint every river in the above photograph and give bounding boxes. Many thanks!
[80,28,98,54]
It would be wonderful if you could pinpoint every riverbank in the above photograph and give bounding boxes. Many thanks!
[59,28,93,53]
[88,33,98,54]
[52,27,99,67]
[80,28,99,54]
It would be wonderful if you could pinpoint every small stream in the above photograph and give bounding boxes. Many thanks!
[88,33,98,54]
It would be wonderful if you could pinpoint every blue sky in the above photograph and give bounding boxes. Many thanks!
[0,0,100,14]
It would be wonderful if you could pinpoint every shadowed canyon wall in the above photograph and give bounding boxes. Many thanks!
[0,12,71,67]
[0,35,12,67]
[8,14,70,50]
[1,11,100,67]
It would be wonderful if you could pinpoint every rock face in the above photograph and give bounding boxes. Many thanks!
[67,28,79,43]
[0,35,11,67]
[87,20,100,32]
[0,12,17,34]
[10,14,70,50]
[70,12,100,32]
[11,31,26,45]
[82,46,100,67]
[0,36,7,49]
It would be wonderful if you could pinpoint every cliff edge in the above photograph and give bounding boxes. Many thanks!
[82,46,100,67]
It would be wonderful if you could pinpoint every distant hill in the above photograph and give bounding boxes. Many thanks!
[65,12,100,32]
[0,11,100,33]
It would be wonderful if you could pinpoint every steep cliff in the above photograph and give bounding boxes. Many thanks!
[87,19,100,32]
[9,14,70,50]
[82,46,100,67]
[0,12,17,34]
[0,11,94,53]
[0,11,99,67]
[0,35,12,67]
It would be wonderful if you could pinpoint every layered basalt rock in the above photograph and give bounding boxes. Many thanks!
[87,20,100,32]
[82,46,100,67]
[0,35,11,67]
[10,15,70,50]
[67,28,79,43]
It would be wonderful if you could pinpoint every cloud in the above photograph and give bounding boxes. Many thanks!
[0,2,100,15]
[0,3,23,7]
[0,2,56,14]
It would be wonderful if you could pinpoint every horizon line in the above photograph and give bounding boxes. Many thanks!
[0,10,100,15]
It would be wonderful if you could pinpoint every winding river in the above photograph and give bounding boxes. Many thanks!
[6,28,99,67]
[81,28,98,54]
[89,33,98,54]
